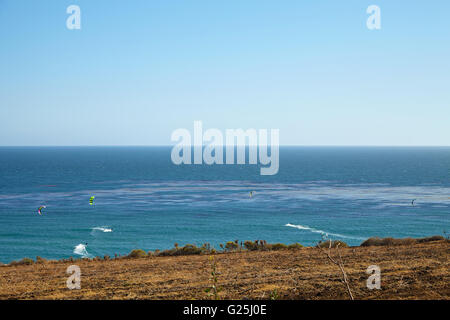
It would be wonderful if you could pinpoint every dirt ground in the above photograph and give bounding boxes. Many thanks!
[0,241,448,300]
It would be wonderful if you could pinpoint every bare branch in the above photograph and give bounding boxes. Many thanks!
[316,240,354,300]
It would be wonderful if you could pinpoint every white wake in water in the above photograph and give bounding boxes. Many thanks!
[285,223,365,240]
[92,226,113,233]
[73,244,91,257]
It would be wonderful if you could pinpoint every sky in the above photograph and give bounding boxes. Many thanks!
[0,0,449,146]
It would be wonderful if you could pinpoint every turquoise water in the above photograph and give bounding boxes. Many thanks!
[0,147,449,263]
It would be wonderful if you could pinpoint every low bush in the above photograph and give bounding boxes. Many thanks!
[361,235,445,247]
[417,235,445,243]
[267,243,288,251]
[317,240,348,248]
[243,240,302,251]
[225,241,239,251]
[157,244,209,257]
[177,244,204,256]
[243,241,259,251]
[35,256,47,264]
[9,257,34,266]
[287,243,303,249]
[128,249,148,258]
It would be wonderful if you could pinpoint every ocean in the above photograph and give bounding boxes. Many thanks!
[0,147,449,263]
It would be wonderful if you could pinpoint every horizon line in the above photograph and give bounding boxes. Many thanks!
[0,145,449,148]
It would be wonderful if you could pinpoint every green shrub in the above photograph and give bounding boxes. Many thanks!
[267,243,288,251]
[35,256,47,264]
[22,257,34,264]
[178,244,204,256]
[225,241,239,251]
[417,235,445,243]
[244,241,258,251]
[157,249,176,256]
[205,256,221,300]
[157,244,207,257]
[128,249,148,258]
[288,243,303,249]
[9,257,34,266]
[241,240,302,251]
[361,237,390,247]
[361,235,445,247]
[270,289,279,300]
[318,240,348,248]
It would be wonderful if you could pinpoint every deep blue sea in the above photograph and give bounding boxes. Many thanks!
[0,147,449,263]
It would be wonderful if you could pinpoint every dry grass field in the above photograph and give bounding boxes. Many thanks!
[0,241,448,300]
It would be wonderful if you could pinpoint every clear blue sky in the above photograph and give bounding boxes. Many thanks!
[0,0,449,146]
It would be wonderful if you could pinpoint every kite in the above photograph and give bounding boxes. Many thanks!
[37,206,46,215]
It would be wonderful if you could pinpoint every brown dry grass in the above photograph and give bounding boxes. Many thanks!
[0,241,448,300]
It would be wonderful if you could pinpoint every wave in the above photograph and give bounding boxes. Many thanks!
[92,226,113,233]
[285,223,365,240]
[73,244,91,257]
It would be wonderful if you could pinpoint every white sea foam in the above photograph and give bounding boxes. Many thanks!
[73,244,91,257]
[285,223,365,240]
[92,226,113,233]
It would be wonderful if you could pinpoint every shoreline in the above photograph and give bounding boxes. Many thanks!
[2,235,446,266]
